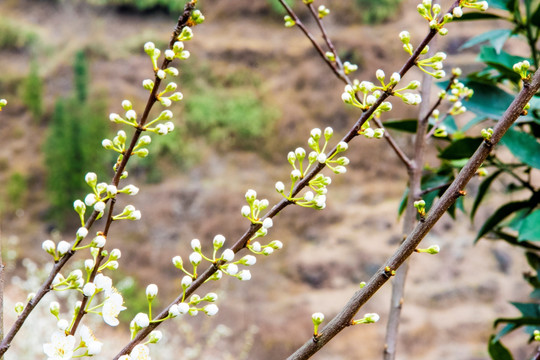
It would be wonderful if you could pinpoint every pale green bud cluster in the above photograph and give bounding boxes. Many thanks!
[341,79,392,116]
[399,31,413,55]
[513,60,531,80]
[284,15,296,28]
[414,199,426,216]
[417,51,447,79]
[481,128,493,141]
[343,61,358,75]
[278,127,349,210]
[433,125,447,138]
[191,9,205,24]
[318,5,330,18]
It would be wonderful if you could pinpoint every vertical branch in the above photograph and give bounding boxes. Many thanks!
[383,36,437,359]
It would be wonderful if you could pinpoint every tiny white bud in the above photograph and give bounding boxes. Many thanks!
[57,241,71,256]
[191,239,201,252]
[275,181,285,193]
[134,313,150,328]
[189,252,202,265]
[262,218,273,229]
[204,304,219,316]
[83,282,96,297]
[146,284,158,299]
[76,227,88,239]
[42,240,55,253]
[222,249,235,262]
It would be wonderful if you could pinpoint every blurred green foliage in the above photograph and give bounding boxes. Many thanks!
[185,88,278,150]
[43,51,108,228]
[0,16,38,50]
[21,60,43,122]
[354,0,403,24]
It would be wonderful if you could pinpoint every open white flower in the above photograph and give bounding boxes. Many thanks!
[43,331,76,360]
[80,324,103,356]
[102,291,126,326]
[130,344,151,360]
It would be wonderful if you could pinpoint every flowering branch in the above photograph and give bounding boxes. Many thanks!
[0,2,198,357]
[287,69,540,360]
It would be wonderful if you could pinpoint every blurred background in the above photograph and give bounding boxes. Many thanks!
[0,0,535,358]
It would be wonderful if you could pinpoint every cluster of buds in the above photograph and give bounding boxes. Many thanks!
[399,30,414,55]
[276,128,349,209]
[417,51,447,79]
[43,272,127,357]
[283,15,296,27]
[241,190,271,225]
[414,199,426,217]
[343,61,358,75]
[318,5,330,18]
[341,77,393,114]
[513,60,531,80]
[481,127,493,141]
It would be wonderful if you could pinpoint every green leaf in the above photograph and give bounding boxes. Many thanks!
[475,201,533,242]
[532,4,540,27]
[471,169,503,220]
[488,0,517,11]
[500,127,540,169]
[493,230,540,250]
[512,301,540,318]
[461,80,515,118]
[439,138,483,160]
[460,29,512,54]
[477,46,530,83]
[519,209,540,242]
[526,251,540,270]
[383,119,418,133]
[488,335,514,360]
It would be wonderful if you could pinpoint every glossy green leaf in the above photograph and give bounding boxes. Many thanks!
[493,230,540,250]
[478,46,530,81]
[383,119,418,133]
[462,116,488,132]
[461,80,515,118]
[500,127,540,169]
[460,29,512,54]
[475,201,533,242]
[519,209,540,242]
[488,335,513,360]
[488,0,516,11]
[439,138,483,160]
[471,170,503,220]
[532,4,540,27]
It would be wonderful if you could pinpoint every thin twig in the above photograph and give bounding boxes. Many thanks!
[278,0,413,168]
[419,182,452,197]
[287,69,540,360]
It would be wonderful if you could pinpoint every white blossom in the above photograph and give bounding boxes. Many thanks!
[102,291,126,326]
[43,332,76,360]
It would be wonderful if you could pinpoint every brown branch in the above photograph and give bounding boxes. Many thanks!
[384,34,437,359]
[0,2,198,357]
[287,69,540,360]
